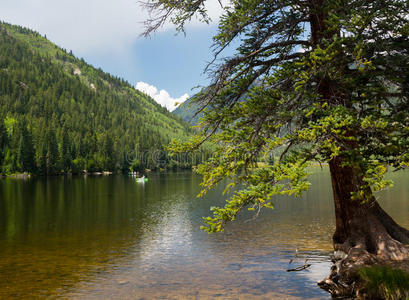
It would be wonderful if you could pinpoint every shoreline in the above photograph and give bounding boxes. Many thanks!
[0,168,194,179]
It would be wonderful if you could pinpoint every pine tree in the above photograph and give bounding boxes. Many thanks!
[0,119,8,168]
[143,0,409,295]
[45,129,59,175]
[17,122,35,173]
[102,134,114,171]
[60,130,71,173]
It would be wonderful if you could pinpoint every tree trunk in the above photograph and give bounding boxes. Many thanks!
[308,2,409,296]
[318,156,409,297]
[329,157,409,258]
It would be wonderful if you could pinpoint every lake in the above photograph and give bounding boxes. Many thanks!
[0,168,408,299]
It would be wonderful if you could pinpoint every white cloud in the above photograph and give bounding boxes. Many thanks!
[136,81,189,111]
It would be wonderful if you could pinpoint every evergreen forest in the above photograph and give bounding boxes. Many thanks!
[0,21,195,175]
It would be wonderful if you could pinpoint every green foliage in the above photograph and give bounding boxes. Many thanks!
[359,266,409,299]
[0,120,8,166]
[0,21,194,175]
[17,121,35,173]
[60,130,72,172]
[156,0,409,231]
[44,129,59,175]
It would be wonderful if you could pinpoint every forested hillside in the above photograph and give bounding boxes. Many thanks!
[0,21,194,175]
[173,81,261,126]
[173,98,201,125]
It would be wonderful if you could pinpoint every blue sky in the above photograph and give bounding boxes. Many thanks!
[0,0,228,111]
[84,26,220,101]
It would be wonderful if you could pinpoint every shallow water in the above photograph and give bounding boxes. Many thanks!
[0,168,408,299]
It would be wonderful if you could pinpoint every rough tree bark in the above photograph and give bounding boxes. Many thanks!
[318,157,409,297]
[330,157,409,258]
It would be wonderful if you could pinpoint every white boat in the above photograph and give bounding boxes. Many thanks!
[136,175,148,183]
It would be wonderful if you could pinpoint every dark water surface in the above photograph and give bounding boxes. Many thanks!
[0,168,408,299]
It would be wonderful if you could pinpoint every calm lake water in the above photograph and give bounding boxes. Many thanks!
[0,168,408,299]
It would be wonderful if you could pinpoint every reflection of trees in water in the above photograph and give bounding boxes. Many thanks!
[0,173,202,237]
[0,172,206,298]
[0,170,407,298]
[0,177,136,297]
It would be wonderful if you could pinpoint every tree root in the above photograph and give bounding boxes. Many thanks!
[318,245,409,299]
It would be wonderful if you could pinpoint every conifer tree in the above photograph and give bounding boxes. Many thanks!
[0,120,8,168]
[60,130,72,173]
[45,129,59,175]
[102,134,114,171]
[36,135,47,175]
[17,122,35,173]
[143,0,409,295]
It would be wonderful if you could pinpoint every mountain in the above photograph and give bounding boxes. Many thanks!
[173,97,202,125]
[173,80,261,126]
[0,21,193,175]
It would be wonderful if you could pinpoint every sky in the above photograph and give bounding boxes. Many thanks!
[0,0,228,111]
